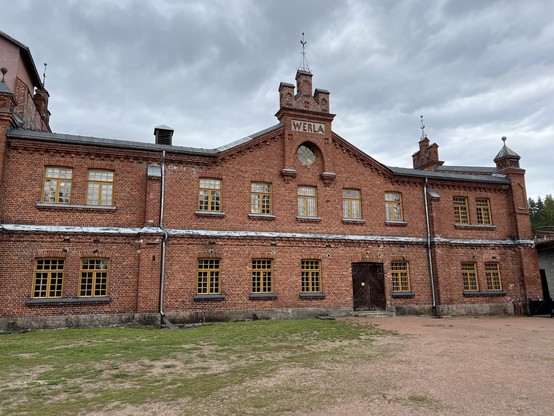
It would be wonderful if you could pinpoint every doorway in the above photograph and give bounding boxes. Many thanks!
[352,262,386,311]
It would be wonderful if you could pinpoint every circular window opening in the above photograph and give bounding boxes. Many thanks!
[297,143,317,165]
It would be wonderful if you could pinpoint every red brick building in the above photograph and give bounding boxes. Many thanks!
[0,31,543,331]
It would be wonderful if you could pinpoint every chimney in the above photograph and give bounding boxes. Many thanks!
[412,138,444,170]
[154,125,174,145]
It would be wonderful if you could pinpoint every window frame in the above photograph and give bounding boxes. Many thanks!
[453,196,470,224]
[297,186,318,217]
[391,261,410,293]
[342,189,362,220]
[86,169,114,206]
[196,259,221,295]
[80,258,110,297]
[301,260,322,293]
[250,182,272,215]
[385,192,403,222]
[198,178,222,212]
[32,258,64,298]
[297,144,317,166]
[461,262,479,292]
[42,167,73,204]
[485,262,502,291]
[251,259,273,294]
[476,198,492,225]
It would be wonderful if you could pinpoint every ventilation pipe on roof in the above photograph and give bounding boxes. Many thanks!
[424,177,438,315]
[154,125,174,146]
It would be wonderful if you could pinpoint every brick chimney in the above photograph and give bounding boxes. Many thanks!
[412,137,444,170]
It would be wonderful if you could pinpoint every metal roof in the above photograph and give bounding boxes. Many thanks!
[7,129,218,156]
[387,166,510,184]
[436,165,497,173]
[216,123,283,151]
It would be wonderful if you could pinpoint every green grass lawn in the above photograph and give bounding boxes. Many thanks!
[0,319,391,415]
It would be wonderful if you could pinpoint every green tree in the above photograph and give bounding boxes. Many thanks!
[529,194,554,229]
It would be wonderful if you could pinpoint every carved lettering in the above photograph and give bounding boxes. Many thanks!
[291,120,325,135]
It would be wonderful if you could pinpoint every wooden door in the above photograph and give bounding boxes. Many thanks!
[352,262,385,311]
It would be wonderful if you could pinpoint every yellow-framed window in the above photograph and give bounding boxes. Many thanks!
[301,260,321,292]
[453,196,469,224]
[252,259,273,293]
[476,198,492,225]
[43,167,72,204]
[80,258,109,297]
[197,259,221,294]
[385,192,403,221]
[32,258,64,298]
[391,261,410,292]
[298,186,317,217]
[198,178,221,211]
[462,262,479,291]
[485,263,502,290]
[251,182,272,214]
[343,189,362,219]
[87,170,114,206]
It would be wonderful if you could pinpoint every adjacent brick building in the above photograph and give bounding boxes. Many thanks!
[0,31,543,331]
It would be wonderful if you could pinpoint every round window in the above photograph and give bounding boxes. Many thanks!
[297,144,316,165]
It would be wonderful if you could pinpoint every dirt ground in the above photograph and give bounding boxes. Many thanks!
[90,315,553,416]
[297,315,554,416]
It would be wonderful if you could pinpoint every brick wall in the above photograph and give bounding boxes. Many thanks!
[0,70,542,329]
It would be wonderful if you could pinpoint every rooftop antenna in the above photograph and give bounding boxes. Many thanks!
[298,32,311,73]
[420,115,427,139]
[42,63,47,88]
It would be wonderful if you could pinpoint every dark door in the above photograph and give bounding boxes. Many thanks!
[352,262,385,311]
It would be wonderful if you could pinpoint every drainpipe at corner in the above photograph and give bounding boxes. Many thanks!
[424,177,438,315]
[158,150,174,328]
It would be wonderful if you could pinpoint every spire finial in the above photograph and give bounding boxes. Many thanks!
[298,32,311,73]
[502,136,507,143]
[0,67,7,82]
[42,63,47,88]
[420,115,427,139]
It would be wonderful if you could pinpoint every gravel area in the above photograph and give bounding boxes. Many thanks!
[86,315,553,415]
[300,315,554,416]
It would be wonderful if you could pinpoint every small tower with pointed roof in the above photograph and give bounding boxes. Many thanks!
[494,137,532,239]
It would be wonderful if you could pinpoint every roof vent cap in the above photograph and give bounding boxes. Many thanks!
[154,125,174,145]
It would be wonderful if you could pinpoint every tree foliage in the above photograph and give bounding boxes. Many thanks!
[529,194,554,229]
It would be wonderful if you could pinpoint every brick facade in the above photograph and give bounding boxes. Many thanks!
[0,32,543,331]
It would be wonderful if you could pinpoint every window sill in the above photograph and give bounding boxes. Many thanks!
[26,297,111,306]
[37,203,116,211]
[391,292,415,298]
[296,216,321,223]
[249,293,277,300]
[193,294,225,301]
[455,224,496,231]
[463,291,506,297]
[195,211,225,218]
[385,220,407,227]
[299,292,326,299]
[248,214,276,220]
[342,218,366,224]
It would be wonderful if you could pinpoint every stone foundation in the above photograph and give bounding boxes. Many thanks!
[0,313,160,333]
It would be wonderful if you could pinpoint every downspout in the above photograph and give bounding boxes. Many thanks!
[424,177,438,315]
[158,150,175,328]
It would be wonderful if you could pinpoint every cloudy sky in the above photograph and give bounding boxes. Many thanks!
[1,0,552,198]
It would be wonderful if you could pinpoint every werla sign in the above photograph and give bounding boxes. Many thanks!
[291,120,325,135]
